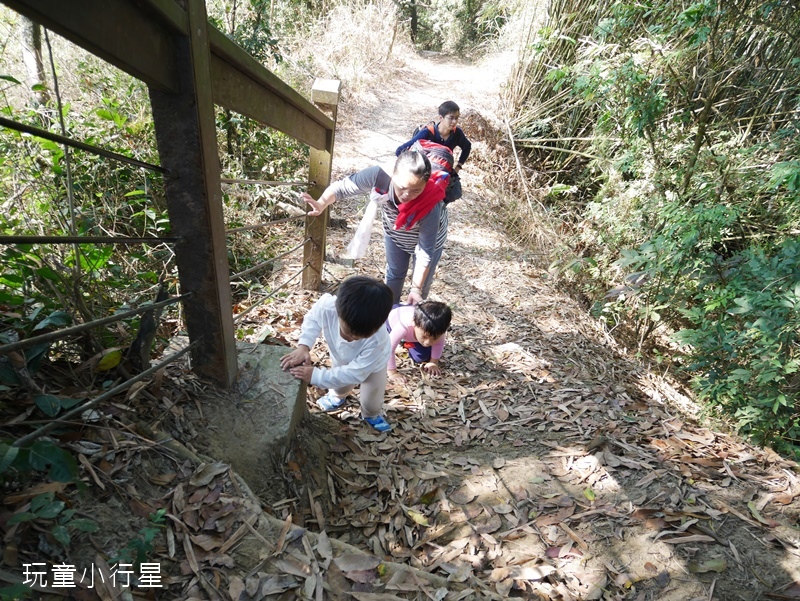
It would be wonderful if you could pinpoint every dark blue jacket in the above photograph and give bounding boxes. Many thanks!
[395,122,472,166]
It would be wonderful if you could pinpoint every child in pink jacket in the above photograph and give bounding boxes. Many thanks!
[386,301,452,383]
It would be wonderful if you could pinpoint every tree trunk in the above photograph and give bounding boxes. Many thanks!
[410,0,418,42]
[21,17,50,108]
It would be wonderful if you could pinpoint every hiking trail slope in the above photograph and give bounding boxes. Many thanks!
[271,50,800,601]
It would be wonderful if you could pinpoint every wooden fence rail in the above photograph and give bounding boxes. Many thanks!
[0,0,340,387]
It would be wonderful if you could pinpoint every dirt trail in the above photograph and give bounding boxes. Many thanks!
[4,49,794,601]
[331,51,512,176]
[275,51,800,600]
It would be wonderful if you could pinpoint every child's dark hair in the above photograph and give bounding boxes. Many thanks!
[335,276,394,337]
[395,149,431,181]
[413,301,452,338]
[438,101,460,118]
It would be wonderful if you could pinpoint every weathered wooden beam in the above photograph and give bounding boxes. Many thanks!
[303,79,341,289]
[1,0,180,91]
[1,0,338,380]
[149,0,237,386]
[208,28,333,150]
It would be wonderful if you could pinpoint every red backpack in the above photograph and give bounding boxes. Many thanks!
[412,139,462,204]
[413,139,454,175]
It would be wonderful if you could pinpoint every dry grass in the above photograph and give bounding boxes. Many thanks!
[279,0,415,102]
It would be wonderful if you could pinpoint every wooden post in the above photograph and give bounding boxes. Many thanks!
[302,78,341,290]
[149,0,237,386]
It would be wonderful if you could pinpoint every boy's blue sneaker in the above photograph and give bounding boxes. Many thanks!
[363,415,392,432]
[317,392,346,411]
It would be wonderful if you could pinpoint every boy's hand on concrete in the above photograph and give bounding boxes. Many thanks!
[421,361,441,377]
[280,346,311,370]
[288,364,314,383]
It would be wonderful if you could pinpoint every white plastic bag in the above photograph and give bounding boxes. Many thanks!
[346,189,387,259]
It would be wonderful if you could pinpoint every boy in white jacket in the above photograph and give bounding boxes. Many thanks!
[280,276,394,432]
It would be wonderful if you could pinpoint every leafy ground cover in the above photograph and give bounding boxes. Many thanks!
[2,50,800,601]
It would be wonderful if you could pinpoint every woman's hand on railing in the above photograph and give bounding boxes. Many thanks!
[300,192,328,216]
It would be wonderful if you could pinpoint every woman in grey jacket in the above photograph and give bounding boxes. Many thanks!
[300,150,448,305]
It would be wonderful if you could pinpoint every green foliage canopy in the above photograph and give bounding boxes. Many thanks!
[506,0,800,452]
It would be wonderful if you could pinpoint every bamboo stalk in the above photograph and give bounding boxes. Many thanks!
[516,143,600,160]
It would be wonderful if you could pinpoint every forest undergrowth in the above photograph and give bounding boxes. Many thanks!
[1,0,800,600]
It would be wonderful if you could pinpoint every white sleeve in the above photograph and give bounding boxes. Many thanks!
[310,333,391,389]
[296,296,328,349]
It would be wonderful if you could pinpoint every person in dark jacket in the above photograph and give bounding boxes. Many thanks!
[395,100,472,175]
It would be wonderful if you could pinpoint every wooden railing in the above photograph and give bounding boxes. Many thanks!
[0,0,339,387]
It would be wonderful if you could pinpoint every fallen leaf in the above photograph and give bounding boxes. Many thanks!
[442,562,472,583]
[3,481,67,505]
[333,554,382,572]
[129,498,156,518]
[659,534,715,544]
[474,512,503,534]
[126,380,149,401]
[405,508,430,526]
[189,462,229,487]
[149,472,177,486]
[96,348,123,372]
[349,593,408,601]
[747,501,779,528]
[261,574,297,595]
[449,488,477,504]
[245,575,260,597]
[189,533,223,551]
[688,558,727,573]
[94,555,125,601]
[495,579,513,597]
[272,555,311,578]
[228,576,245,601]
[343,569,378,584]
[316,530,333,566]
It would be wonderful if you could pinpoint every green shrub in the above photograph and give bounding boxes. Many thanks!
[674,240,800,449]
[503,0,800,452]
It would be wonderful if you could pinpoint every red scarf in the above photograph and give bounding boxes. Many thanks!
[394,170,449,230]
